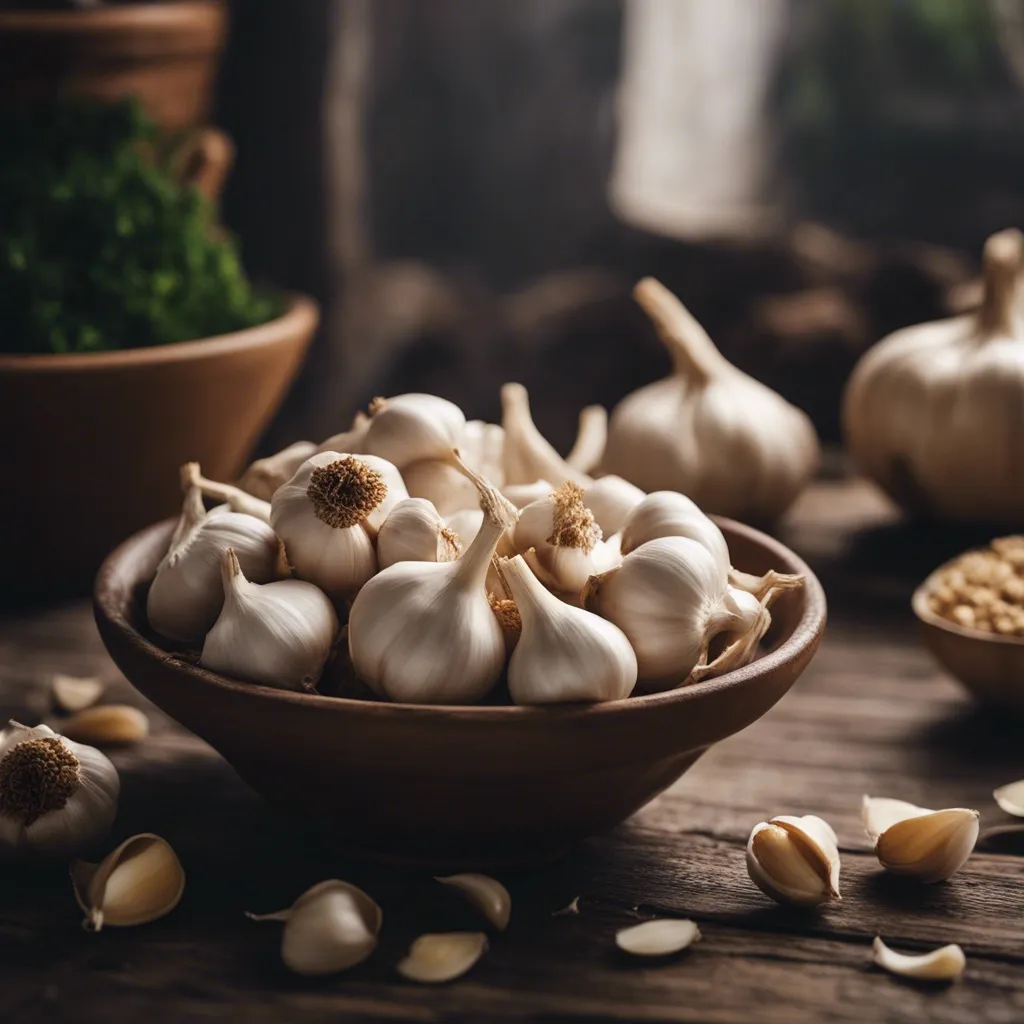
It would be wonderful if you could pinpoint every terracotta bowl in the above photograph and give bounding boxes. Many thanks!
[912,569,1024,711]
[0,296,317,599]
[95,516,826,870]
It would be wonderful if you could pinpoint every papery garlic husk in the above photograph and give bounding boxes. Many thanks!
[52,674,105,713]
[503,479,555,509]
[270,451,407,599]
[239,441,319,501]
[501,383,592,488]
[582,475,645,535]
[602,279,820,521]
[746,814,841,907]
[565,405,608,474]
[620,490,730,572]
[377,498,462,569]
[583,536,801,689]
[397,932,488,983]
[147,487,287,644]
[72,832,184,931]
[201,549,339,691]
[436,873,511,931]
[872,937,966,982]
[500,554,637,704]
[862,796,979,883]
[248,880,382,976]
[362,393,467,470]
[615,919,700,957]
[844,228,1024,523]
[60,705,149,746]
[993,779,1024,817]
[0,722,119,860]
[513,482,616,596]
[348,473,519,704]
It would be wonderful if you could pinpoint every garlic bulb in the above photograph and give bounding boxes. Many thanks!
[582,475,645,536]
[513,482,616,596]
[270,451,407,599]
[201,549,338,691]
[583,536,802,689]
[620,490,730,572]
[501,383,591,488]
[459,419,506,486]
[504,479,555,509]
[361,393,466,469]
[317,410,370,457]
[565,405,608,474]
[844,228,1024,523]
[746,814,841,907]
[348,475,518,704]
[602,278,820,521]
[239,441,318,501]
[147,487,286,644]
[402,458,482,516]
[445,508,484,547]
[0,722,119,860]
[377,498,462,569]
[500,555,637,704]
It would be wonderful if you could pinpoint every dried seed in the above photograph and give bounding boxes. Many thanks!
[615,919,701,957]
[396,932,488,983]
[872,936,965,982]
[60,706,149,746]
[435,873,510,931]
[51,675,105,713]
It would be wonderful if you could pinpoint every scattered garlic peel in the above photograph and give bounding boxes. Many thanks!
[52,674,105,713]
[872,936,966,982]
[72,833,184,931]
[615,919,700,957]
[397,932,488,983]
[59,705,149,746]
[552,896,580,917]
[861,796,932,843]
[993,779,1024,818]
[436,873,511,931]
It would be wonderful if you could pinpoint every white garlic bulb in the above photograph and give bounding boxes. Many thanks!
[361,393,467,470]
[201,549,339,691]
[602,278,820,521]
[459,419,506,486]
[503,479,555,509]
[844,228,1024,523]
[317,410,370,457]
[501,383,592,488]
[513,482,617,596]
[402,458,482,516]
[444,508,484,547]
[499,555,637,704]
[583,536,801,689]
[582,475,645,536]
[147,487,286,644]
[270,451,407,599]
[746,814,841,907]
[239,441,318,501]
[0,722,119,860]
[377,498,462,569]
[348,475,519,704]
[565,405,608,474]
[620,490,730,572]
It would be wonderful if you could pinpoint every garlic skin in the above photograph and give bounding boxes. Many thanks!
[402,459,482,516]
[746,814,841,907]
[377,498,462,569]
[239,441,318,501]
[602,278,819,521]
[0,722,119,861]
[270,451,407,599]
[362,393,466,469]
[147,487,286,644]
[582,475,645,536]
[459,419,506,488]
[348,477,518,704]
[500,555,636,705]
[503,479,555,509]
[862,796,979,883]
[201,549,338,691]
[501,383,592,488]
[844,228,1024,524]
[620,490,730,573]
[872,937,966,982]
[445,508,484,548]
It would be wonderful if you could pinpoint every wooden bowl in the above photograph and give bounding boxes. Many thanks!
[95,517,826,870]
[912,568,1024,711]
[0,296,317,599]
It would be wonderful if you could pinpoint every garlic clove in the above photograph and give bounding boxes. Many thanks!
[72,833,184,931]
[993,779,1024,817]
[52,674,105,713]
[396,932,488,983]
[872,936,966,982]
[436,873,511,931]
[582,475,645,536]
[874,809,979,883]
[565,405,608,474]
[861,795,933,843]
[746,814,841,907]
[501,383,592,488]
[239,441,318,501]
[59,705,149,747]
[615,919,700,957]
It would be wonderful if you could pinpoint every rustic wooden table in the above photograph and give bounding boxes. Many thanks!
[2,478,1022,1024]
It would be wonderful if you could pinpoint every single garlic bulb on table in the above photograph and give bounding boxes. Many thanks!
[348,471,519,704]
[377,498,462,569]
[601,278,820,521]
[271,451,407,600]
[201,548,339,691]
[498,555,637,704]
[0,722,119,860]
[147,486,286,644]
[844,228,1024,523]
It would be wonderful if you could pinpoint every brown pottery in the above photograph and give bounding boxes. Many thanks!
[94,516,827,870]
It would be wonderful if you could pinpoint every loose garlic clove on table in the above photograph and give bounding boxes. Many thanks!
[746,814,841,907]
[436,873,511,931]
[872,937,966,982]
[397,932,488,983]
[616,919,701,957]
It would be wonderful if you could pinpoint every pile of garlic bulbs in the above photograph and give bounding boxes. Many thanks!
[145,384,803,706]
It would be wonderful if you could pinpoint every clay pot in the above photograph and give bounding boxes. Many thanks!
[0,2,226,131]
[0,296,318,600]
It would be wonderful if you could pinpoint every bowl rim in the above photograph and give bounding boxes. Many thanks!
[912,558,1024,647]
[0,293,317,373]
[95,514,827,723]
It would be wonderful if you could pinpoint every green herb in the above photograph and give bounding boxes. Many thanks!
[0,99,282,354]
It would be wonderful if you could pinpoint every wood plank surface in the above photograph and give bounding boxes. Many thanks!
[1,478,1023,1023]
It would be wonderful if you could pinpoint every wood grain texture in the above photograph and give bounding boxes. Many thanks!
[1,478,1022,1023]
